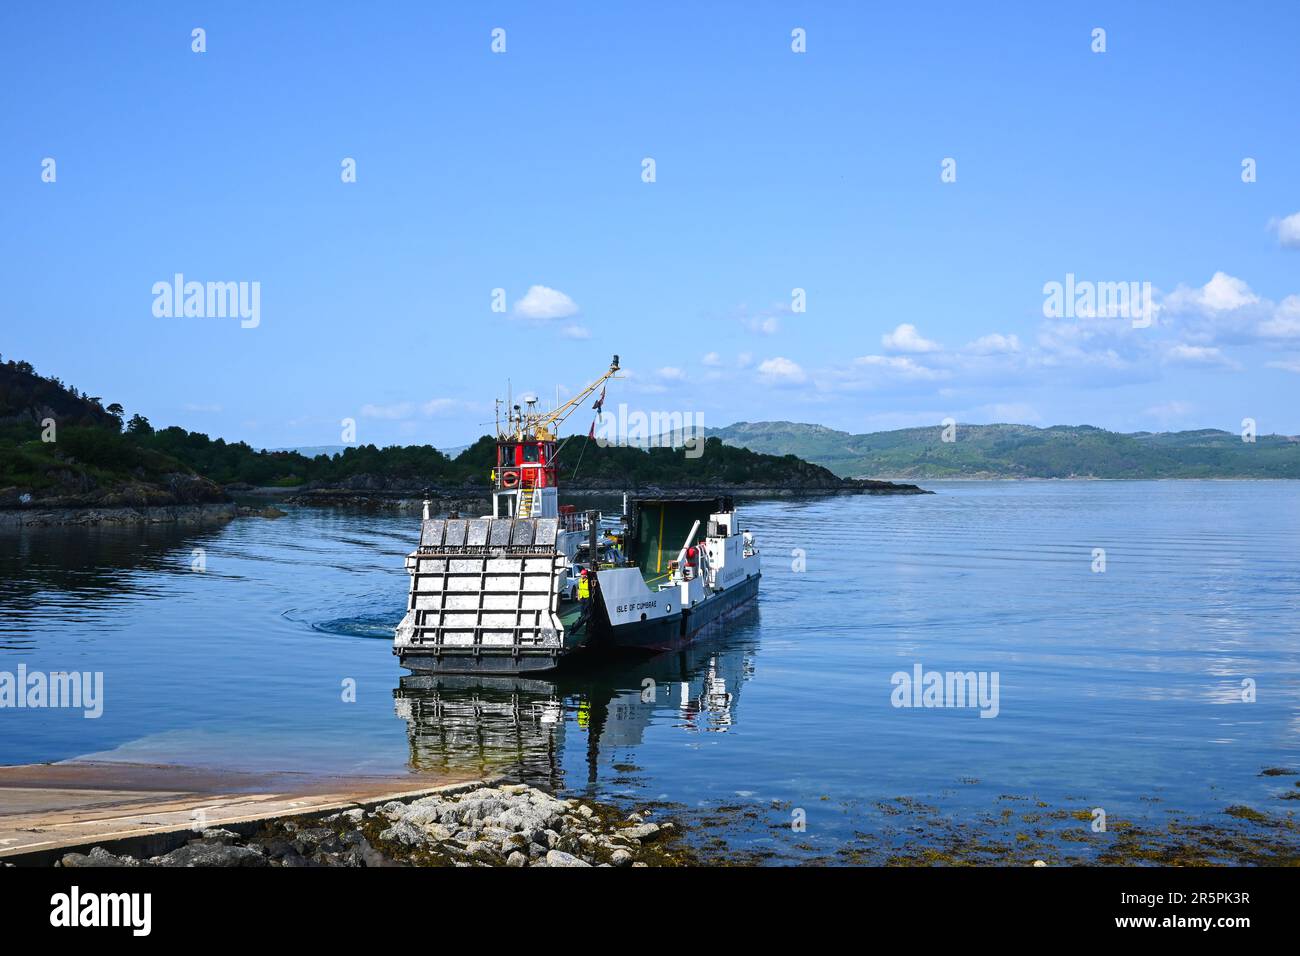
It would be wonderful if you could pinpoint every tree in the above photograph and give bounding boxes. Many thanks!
[106,403,124,418]
[126,413,154,436]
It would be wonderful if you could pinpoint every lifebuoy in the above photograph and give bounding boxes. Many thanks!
[501,470,520,488]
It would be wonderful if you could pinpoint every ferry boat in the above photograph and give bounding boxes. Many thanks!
[393,356,761,674]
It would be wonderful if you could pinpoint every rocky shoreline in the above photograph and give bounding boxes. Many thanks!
[0,502,238,529]
[0,502,286,529]
[280,478,930,510]
[50,783,689,868]
[1,477,929,527]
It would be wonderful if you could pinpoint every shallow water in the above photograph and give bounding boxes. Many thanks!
[2,482,1298,862]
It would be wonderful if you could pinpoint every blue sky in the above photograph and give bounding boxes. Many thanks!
[3,1,1299,448]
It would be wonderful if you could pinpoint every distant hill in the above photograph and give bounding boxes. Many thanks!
[706,421,1300,479]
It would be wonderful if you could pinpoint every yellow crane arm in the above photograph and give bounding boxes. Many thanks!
[530,355,620,438]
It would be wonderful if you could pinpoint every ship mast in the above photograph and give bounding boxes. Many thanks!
[499,355,620,443]
[491,356,620,519]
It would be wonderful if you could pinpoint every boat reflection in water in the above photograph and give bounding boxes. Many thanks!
[393,610,760,790]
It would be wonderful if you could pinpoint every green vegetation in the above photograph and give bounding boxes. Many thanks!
[552,437,841,486]
[1,358,851,505]
[708,421,1300,479]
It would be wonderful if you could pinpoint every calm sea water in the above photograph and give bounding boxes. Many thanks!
[2,482,1298,862]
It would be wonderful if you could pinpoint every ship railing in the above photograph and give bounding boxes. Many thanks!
[559,511,593,534]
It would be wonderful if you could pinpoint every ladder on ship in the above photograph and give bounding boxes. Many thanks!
[517,486,541,518]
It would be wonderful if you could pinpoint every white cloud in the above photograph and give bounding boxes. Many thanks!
[183,403,223,413]
[420,398,463,416]
[1159,272,1300,348]
[361,402,412,420]
[964,333,1021,355]
[701,351,722,367]
[881,323,941,353]
[1162,344,1241,369]
[617,368,668,395]
[1259,296,1300,340]
[852,354,947,381]
[1265,358,1300,373]
[361,398,470,420]
[1164,272,1259,315]
[746,316,780,335]
[737,352,754,369]
[658,366,686,381]
[756,356,806,384]
[1272,211,1300,249]
[560,324,590,339]
[1200,272,1259,312]
[513,285,578,320]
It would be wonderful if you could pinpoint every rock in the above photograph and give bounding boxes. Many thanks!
[632,862,648,868]
[577,805,595,820]
[155,843,267,867]
[379,820,429,846]
[295,829,343,854]
[545,850,591,867]
[500,784,530,795]
[259,838,297,860]
[1032,860,1047,868]
[621,823,662,842]
[627,812,644,824]
[349,834,399,868]
[457,798,508,825]
[199,827,240,844]
[497,805,555,834]
[501,833,529,854]
[543,829,561,849]
[611,849,634,867]
[507,851,527,867]
[399,802,454,836]
[59,847,139,868]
